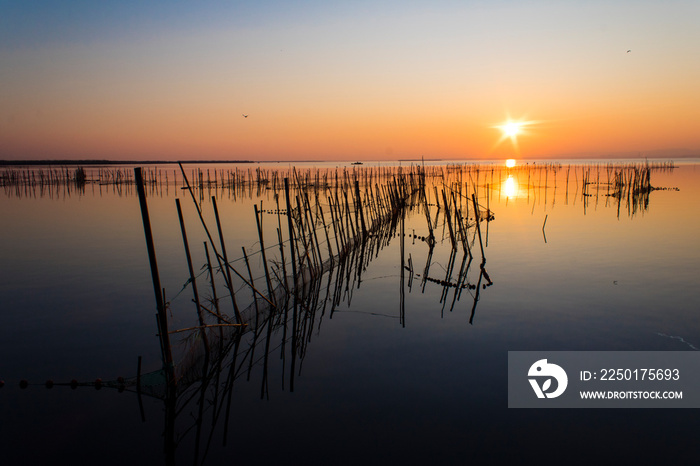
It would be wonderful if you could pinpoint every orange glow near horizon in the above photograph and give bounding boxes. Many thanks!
[2,101,698,161]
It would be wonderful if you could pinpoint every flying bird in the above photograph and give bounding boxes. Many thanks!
[627,50,631,53]
[242,114,248,118]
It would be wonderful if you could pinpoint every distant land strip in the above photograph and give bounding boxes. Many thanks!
[0,159,256,166]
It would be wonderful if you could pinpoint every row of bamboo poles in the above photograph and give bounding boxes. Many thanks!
[139,161,497,383]
[2,160,674,190]
[1,164,429,190]
[136,164,421,387]
[2,161,675,222]
[167,163,428,377]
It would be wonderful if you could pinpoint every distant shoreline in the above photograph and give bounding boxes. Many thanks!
[0,154,696,167]
[0,159,259,166]
[0,159,450,167]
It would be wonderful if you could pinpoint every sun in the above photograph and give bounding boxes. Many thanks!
[502,122,521,138]
[492,115,538,154]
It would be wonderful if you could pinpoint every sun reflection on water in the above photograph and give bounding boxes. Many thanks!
[504,175,519,199]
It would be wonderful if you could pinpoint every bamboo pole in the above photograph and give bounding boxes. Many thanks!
[471,193,486,264]
[355,180,368,238]
[242,247,260,317]
[134,167,175,386]
[211,196,243,324]
[303,191,324,273]
[176,198,210,357]
[318,203,334,266]
[441,190,457,250]
[203,242,222,325]
[254,204,275,305]
[284,178,298,294]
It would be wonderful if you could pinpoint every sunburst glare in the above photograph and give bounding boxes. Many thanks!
[503,122,521,138]
[492,115,539,154]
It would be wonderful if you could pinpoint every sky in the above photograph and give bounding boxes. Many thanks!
[1,0,699,161]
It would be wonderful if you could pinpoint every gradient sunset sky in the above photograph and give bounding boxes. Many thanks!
[2,1,699,161]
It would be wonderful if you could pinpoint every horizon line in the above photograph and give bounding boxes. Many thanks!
[0,153,697,166]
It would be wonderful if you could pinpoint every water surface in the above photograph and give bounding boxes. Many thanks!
[1,160,699,465]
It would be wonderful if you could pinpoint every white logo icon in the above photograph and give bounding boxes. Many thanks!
[528,359,568,398]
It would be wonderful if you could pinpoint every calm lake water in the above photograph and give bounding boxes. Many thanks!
[1,159,699,465]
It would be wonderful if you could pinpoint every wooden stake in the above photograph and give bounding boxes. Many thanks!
[284,178,298,294]
[176,198,210,357]
[134,167,175,386]
[211,196,243,323]
[471,194,486,264]
[254,204,275,305]
[355,180,368,238]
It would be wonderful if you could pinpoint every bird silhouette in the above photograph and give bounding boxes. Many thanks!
[627,50,631,53]
[242,114,248,118]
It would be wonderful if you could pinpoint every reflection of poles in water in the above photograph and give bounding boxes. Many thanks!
[582,167,590,215]
[254,204,276,306]
[421,243,435,293]
[441,189,457,250]
[260,295,277,400]
[357,235,367,289]
[407,253,414,291]
[284,178,299,392]
[318,202,335,268]
[469,265,493,325]
[290,281,298,392]
[241,246,261,381]
[552,168,558,210]
[440,249,458,317]
[544,167,548,207]
[421,184,436,246]
[542,215,548,244]
[449,252,472,314]
[452,190,470,255]
[400,206,406,328]
[471,194,486,265]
